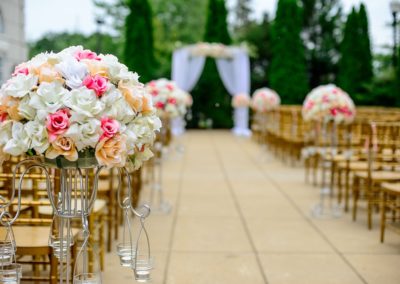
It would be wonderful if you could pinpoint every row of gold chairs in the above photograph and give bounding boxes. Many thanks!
[252,106,400,243]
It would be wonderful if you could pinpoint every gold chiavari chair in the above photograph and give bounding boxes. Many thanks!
[352,122,400,229]
[380,182,400,242]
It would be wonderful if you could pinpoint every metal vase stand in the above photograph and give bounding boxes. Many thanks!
[145,125,172,215]
[0,157,153,283]
[311,122,342,218]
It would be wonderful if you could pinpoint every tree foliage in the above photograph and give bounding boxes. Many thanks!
[338,4,373,104]
[269,0,308,104]
[124,0,155,83]
[301,0,343,87]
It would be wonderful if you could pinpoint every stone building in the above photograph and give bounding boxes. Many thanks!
[0,0,27,84]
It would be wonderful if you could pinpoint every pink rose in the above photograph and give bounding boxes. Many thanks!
[75,50,101,61]
[46,109,71,142]
[155,102,165,109]
[12,64,29,76]
[167,98,177,105]
[166,84,174,91]
[100,117,119,141]
[148,81,156,87]
[83,75,108,97]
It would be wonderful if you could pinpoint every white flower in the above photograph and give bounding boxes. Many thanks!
[101,54,139,83]
[3,122,30,156]
[29,81,67,120]
[65,119,101,151]
[103,99,135,124]
[0,120,13,146]
[24,120,49,154]
[58,46,83,59]
[55,58,88,89]
[124,115,161,154]
[100,86,123,106]
[18,95,36,120]
[64,87,104,121]
[3,74,38,98]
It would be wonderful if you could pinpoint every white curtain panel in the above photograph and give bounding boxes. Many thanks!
[216,49,251,136]
[172,47,206,92]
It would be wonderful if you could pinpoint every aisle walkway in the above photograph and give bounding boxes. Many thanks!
[104,131,400,284]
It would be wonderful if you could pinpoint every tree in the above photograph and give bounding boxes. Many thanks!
[269,0,308,104]
[337,4,373,103]
[357,3,373,88]
[301,0,343,87]
[124,0,155,82]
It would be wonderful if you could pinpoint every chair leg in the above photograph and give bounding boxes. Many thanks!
[380,191,387,243]
[99,215,105,271]
[345,169,351,212]
[352,176,360,221]
[367,182,373,230]
[337,168,343,204]
[49,253,58,284]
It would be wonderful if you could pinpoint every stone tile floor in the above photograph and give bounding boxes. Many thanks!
[103,130,400,284]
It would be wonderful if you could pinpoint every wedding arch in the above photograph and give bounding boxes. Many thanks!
[171,43,251,136]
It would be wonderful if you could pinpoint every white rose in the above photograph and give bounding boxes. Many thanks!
[0,120,13,146]
[3,74,38,98]
[65,119,101,151]
[100,55,139,83]
[3,122,30,156]
[24,120,49,154]
[55,58,88,89]
[100,86,123,107]
[18,95,36,120]
[64,87,104,121]
[58,46,83,59]
[102,99,135,124]
[29,81,67,120]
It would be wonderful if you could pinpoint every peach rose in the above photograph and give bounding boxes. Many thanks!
[95,134,127,167]
[33,63,63,83]
[83,60,109,78]
[141,94,154,114]
[45,136,78,161]
[118,81,143,112]
[0,96,23,121]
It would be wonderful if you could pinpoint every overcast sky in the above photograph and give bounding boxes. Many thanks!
[26,0,393,52]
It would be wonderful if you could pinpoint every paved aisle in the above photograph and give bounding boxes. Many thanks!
[103,131,400,284]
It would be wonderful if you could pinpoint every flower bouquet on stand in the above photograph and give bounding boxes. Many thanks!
[0,46,161,283]
[302,84,356,219]
[145,78,187,214]
[250,88,280,145]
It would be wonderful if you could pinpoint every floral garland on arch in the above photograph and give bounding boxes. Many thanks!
[0,46,161,169]
[189,42,234,59]
[251,88,280,112]
[145,79,188,119]
[232,93,250,108]
[302,84,356,124]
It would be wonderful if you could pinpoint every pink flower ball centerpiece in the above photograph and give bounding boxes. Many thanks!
[251,88,280,112]
[0,46,161,169]
[302,84,356,124]
[232,93,250,108]
[145,79,188,118]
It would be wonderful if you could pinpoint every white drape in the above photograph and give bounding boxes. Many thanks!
[171,46,251,137]
[170,116,186,136]
[216,49,251,136]
[172,48,206,92]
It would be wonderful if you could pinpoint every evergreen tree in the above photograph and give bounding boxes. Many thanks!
[191,0,233,128]
[124,0,155,82]
[338,4,373,102]
[269,0,308,104]
[357,3,373,87]
[301,0,343,87]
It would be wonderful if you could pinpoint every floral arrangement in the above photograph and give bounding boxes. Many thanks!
[145,79,187,118]
[302,84,356,124]
[0,46,161,168]
[232,93,250,108]
[251,88,280,112]
[190,42,233,59]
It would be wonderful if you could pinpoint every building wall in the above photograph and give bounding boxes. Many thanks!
[0,0,27,84]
